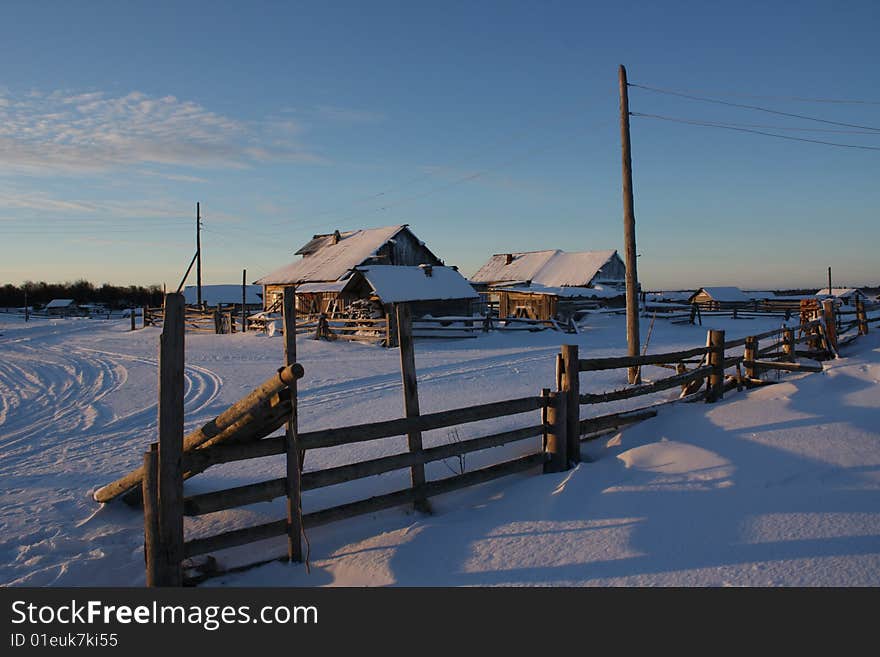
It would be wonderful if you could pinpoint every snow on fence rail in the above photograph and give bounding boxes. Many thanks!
[98,291,874,586]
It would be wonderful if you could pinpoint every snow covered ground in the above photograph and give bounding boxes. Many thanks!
[1,311,878,586]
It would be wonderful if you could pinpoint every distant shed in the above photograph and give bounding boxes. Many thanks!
[815,287,867,306]
[688,287,751,310]
[45,299,79,316]
[356,264,478,317]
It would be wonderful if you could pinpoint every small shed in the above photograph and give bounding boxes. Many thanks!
[44,299,79,316]
[815,287,867,306]
[688,287,751,311]
[354,265,478,317]
[496,284,622,321]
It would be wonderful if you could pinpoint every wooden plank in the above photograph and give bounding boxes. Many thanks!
[158,293,185,586]
[396,303,428,512]
[743,360,824,373]
[544,391,567,473]
[561,345,579,463]
[142,444,160,587]
[299,395,546,450]
[302,424,545,491]
[579,366,713,405]
[578,345,710,372]
[706,329,726,402]
[578,408,658,436]
[302,453,545,530]
[183,519,288,559]
[181,436,286,473]
[282,287,303,563]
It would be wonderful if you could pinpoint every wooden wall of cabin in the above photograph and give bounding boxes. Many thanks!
[366,228,444,267]
[498,292,557,320]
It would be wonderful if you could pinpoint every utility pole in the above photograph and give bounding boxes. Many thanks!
[827,266,832,296]
[241,269,247,333]
[24,285,29,322]
[619,64,641,384]
[196,202,203,307]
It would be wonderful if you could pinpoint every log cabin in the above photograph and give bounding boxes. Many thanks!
[469,249,626,321]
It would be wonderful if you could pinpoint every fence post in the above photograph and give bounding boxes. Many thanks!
[282,287,303,562]
[822,299,838,356]
[706,329,725,402]
[130,309,136,331]
[782,327,795,362]
[142,443,160,587]
[856,299,868,336]
[395,303,430,512]
[560,345,580,464]
[543,390,568,473]
[744,336,758,379]
[157,293,185,586]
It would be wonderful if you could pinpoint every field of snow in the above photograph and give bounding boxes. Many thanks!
[1,311,878,586]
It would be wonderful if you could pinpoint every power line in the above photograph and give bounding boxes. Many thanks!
[629,115,880,135]
[631,112,880,151]
[627,84,880,106]
[629,82,880,132]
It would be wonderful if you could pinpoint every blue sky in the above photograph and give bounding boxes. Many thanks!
[1,0,878,289]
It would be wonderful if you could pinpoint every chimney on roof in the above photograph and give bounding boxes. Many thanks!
[332,229,341,244]
[504,253,513,265]
[420,264,433,277]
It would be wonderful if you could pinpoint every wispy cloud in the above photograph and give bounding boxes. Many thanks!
[0,89,325,175]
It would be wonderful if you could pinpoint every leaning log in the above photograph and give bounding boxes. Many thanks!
[93,363,303,504]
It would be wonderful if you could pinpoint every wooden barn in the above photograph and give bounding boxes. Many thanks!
[688,286,751,311]
[353,264,478,317]
[255,224,447,315]
[469,249,626,320]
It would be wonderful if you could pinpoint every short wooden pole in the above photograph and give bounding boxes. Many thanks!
[822,299,838,355]
[782,328,795,361]
[560,345,580,463]
[130,310,136,331]
[395,303,429,513]
[142,443,160,587]
[744,336,758,379]
[706,329,725,403]
[157,293,185,586]
[856,299,868,336]
[241,269,247,333]
[282,287,303,562]
[543,391,568,473]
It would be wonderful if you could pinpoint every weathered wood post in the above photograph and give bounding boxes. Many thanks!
[395,303,429,512]
[142,443,160,587]
[130,309,136,331]
[543,390,568,473]
[241,269,247,333]
[706,329,725,402]
[744,336,758,379]
[282,287,303,563]
[856,299,868,336]
[822,299,838,356]
[157,293,185,586]
[782,328,795,362]
[560,345,580,464]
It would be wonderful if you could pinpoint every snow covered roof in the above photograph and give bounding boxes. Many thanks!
[470,249,620,287]
[296,281,353,294]
[690,286,751,302]
[254,225,409,285]
[45,299,75,308]
[497,283,623,299]
[183,285,262,305]
[815,287,863,298]
[356,265,478,303]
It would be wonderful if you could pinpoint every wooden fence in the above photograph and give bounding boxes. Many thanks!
[144,305,238,334]
[98,289,879,585]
